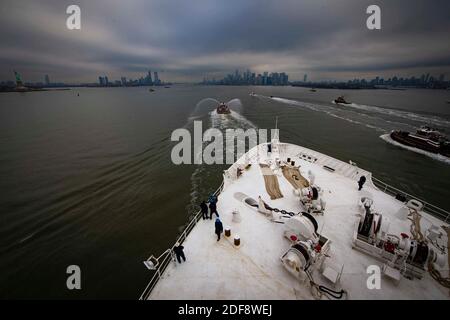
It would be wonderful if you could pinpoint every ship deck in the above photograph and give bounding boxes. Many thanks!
[148,143,449,300]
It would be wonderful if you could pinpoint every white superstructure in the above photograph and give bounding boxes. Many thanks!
[141,137,450,300]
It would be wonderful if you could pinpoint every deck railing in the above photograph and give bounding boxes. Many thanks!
[371,177,450,223]
[138,180,224,300]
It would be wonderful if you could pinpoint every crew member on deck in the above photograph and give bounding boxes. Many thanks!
[215,218,223,241]
[173,242,186,263]
[209,202,219,219]
[358,175,366,191]
[200,201,208,220]
[208,193,218,205]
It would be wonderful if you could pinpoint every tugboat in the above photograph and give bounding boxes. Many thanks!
[216,102,231,114]
[334,95,351,104]
[390,126,450,157]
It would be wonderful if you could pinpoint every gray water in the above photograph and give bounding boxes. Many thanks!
[0,85,449,299]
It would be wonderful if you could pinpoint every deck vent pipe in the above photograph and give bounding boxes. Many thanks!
[232,209,242,223]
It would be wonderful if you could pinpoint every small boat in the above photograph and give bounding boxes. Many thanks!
[216,102,231,114]
[310,88,317,92]
[334,96,351,104]
[149,88,155,92]
[389,126,450,157]
[249,92,256,96]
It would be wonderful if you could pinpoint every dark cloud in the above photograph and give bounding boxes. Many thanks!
[1,0,449,82]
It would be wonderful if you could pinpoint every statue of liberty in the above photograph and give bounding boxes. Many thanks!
[14,70,24,87]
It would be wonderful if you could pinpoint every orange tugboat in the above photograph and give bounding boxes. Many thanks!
[216,102,231,114]
[334,95,351,104]
[390,126,450,157]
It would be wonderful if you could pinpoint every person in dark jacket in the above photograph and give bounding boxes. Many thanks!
[209,202,219,219]
[200,201,208,220]
[208,194,217,205]
[215,218,223,241]
[358,176,366,191]
[173,242,186,263]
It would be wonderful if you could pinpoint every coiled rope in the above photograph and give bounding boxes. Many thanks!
[408,210,450,292]
[408,209,424,242]
[428,226,450,294]
[428,260,450,290]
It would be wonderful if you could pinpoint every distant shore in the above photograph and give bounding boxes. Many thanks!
[289,84,449,90]
[0,87,71,93]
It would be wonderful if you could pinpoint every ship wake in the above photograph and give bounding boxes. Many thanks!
[186,105,257,221]
[272,97,387,132]
[345,102,450,128]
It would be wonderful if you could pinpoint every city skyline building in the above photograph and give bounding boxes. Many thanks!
[202,69,289,86]
[1,69,448,89]
[146,71,153,85]
[94,69,165,87]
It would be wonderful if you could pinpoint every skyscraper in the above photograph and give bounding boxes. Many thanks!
[154,71,159,85]
[280,72,288,85]
[146,70,153,85]
[303,74,307,83]
[45,74,50,86]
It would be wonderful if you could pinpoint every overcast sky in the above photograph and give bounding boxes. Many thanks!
[1,0,449,83]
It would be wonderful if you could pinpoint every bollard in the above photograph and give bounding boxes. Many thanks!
[234,235,240,246]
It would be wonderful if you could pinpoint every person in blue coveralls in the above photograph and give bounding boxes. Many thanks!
[200,200,208,220]
[215,218,223,241]
[173,242,186,263]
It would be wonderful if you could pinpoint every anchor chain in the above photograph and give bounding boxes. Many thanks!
[263,203,300,217]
